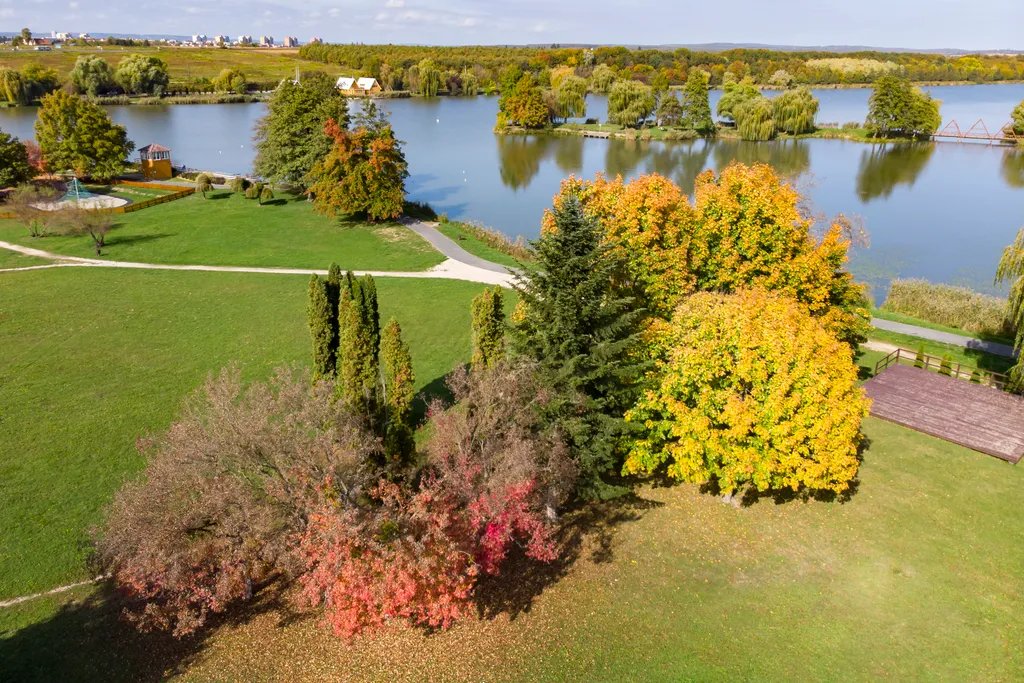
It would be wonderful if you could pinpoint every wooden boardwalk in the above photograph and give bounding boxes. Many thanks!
[864,364,1024,463]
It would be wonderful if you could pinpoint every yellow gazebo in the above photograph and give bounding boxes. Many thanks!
[139,143,173,180]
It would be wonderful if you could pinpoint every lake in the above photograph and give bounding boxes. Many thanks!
[2,84,1024,296]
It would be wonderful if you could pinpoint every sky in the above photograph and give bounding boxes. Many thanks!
[2,0,1023,50]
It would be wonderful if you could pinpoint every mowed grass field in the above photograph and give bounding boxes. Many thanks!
[0,191,446,271]
[0,266,493,602]
[0,46,328,84]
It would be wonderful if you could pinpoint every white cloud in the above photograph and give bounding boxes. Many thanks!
[69,1,79,8]
[385,0,404,7]
[327,7,341,17]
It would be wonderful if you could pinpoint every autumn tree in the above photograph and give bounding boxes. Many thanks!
[607,80,655,128]
[115,54,170,95]
[254,71,350,188]
[69,55,116,97]
[512,193,645,498]
[866,75,941,138]
[680,69,715,135]
[35,90,134,180]
[496,74,548,129]
[0,129,34,187]
[3,183,59,237]
[471,286,505,369]
[624,289,868,496]
[308,102,408,222]
[545,164,869,345]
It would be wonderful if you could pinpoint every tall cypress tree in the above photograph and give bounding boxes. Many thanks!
[326,262,342,374]
[363,274,380,356]
[471,286,505,370]
[381,317,415,462]
[307,275,333,380]
[511,194,646,499]
[336,271,380,413]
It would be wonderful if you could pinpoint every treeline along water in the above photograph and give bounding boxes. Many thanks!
[2,84,1024,295]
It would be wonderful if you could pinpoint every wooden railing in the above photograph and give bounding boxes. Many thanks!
[874,348,1011,391]
[0,180,194,219]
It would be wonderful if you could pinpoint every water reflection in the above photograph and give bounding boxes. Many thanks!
[1001,147,1024,188]
[496,135,555,190]
[855,143,935,201]
[712,139,811,179]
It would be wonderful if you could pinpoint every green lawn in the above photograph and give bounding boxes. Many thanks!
[0,267,490,601]
[4,418,1022,681]
[0,191,445,271]
[85,185,176,203]
[0,250,50,271]
[868,327,1015,376]
[435,221,527,269]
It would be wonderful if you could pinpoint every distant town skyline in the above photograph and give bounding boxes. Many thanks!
[2,0,1023,51]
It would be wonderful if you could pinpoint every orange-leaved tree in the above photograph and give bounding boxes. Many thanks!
[624,289,869,495]
[308,102,408,222]
[541,163,869,346]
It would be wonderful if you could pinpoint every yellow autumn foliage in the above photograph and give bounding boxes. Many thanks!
[542,163,869,345]
[624,289,869,495]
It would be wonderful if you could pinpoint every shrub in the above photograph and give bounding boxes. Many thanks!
[662,128,698,141]
[229,176,249,193]
[914,344,926,368]
[882,278,1011,337]
[842,121,862,130]
[245,181,264,200]
[195,173,212,198]
[625,289,869,495]
[438,212,449,224]
[259,185,274,205]
[939,354,953,376]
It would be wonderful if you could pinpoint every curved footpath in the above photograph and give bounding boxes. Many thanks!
[0,220,516,287]
[0,223,1014,358]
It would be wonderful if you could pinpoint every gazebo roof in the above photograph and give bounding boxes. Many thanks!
[139,143,170,153]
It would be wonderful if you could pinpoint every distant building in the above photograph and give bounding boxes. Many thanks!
[78,33,92,41]
[336,76,381,96]
[309,37,323,45]
[191,34,208,44]
[138,143,173,180]
[51,31,73,42]
[236,35,253,45]
[214,35,229,46]
[282,36,298,48]
[259,35,274,46]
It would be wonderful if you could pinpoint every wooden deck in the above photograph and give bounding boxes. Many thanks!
[864,364,1024,463]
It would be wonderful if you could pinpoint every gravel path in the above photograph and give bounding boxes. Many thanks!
[870,317,1017,358]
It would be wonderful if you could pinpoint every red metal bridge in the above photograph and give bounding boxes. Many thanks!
[933,119,1021,144]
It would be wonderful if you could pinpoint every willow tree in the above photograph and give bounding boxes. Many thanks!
[0,68,26,106]
[417,59,442,97]
[716,77,760,123]
[772,87,819,135]
[554,75,588,121]
[996,229,1024,389]
[1011,99,1024,136]
[590,64,616,93]
[735,97,777,141]
[607,80,655,128]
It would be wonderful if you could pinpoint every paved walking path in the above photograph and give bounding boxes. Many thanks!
[400,218,518,275]
[870,317,1017,358]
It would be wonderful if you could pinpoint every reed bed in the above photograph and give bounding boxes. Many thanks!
[882,278,1012,337]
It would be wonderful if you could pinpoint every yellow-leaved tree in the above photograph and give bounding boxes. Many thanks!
[542,163,869,346]
[624,289,869,495]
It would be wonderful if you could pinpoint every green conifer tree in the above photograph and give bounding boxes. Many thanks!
[471,286,506,370]
[307,275,333,380]
[326,262,343,372]
[381,317,416,461]
[511,193,646,499]
[336,272,380,412]
[362,274,381,356]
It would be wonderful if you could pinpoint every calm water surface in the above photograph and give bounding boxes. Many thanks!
[2,85,1024,294]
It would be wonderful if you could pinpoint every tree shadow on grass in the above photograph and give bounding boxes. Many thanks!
[411,371,460,426]
[259,199,288,207]
[472,491,663,623]
[205,193,233,201]
[105,233,171,248]
[0,577,298,683]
